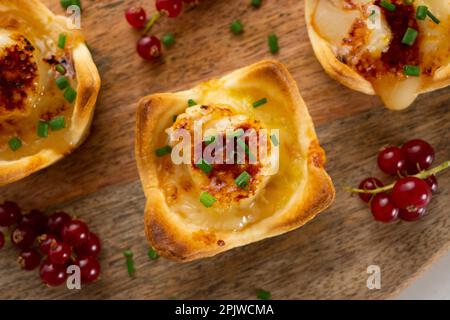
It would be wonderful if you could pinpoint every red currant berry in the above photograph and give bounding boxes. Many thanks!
[76,257,101,284]
[0,201,21,227]
[358,177,384,203]
[392,177,432,211]
[425,175,438,194]
[11,225,36,250]
[18,249,41,271]
[399,207,426,222]
[370,193,399,223]
[377,146,406,175]
[156,0,183,18]
[38,234,58,255]
[40,260,67,287]
[47,212,71,235]
[137,36,162,61]
[49,242,72,265]
[61,219,89,247]
[0,231,5,249]
[20,209,47,235]
[401,139,435,174]
[125,6,147,28]
[75,232,101,258]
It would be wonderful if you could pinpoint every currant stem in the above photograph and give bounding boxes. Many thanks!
[144,11,161,34]
[348,160,450,194]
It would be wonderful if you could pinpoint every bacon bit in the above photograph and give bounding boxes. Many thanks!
[217,240,225,247]
[0,37,38,116]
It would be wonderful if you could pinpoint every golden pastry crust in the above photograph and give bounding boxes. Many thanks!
[0,0,100,186]
[136,60,335,262]
[305,0,450,110]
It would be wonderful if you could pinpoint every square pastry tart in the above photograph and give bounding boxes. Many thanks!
[135,60,335,262]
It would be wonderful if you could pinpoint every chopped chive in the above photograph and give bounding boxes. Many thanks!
[401,27,418,46]
[251,0,262,8]
[188,99,197,107]
[230,20,244,35]
[58,33,67,49]
[426,10,440,24]
[403,0,414,5]
[196,159,213,174]
[8,137,22,151]
[235,171,251,189]
[37,121,49,138]
[61,0,81,10]
[173,115,178,123]
[256,289,271,300]
[55,64,66,75]
[253,98,268,108]
[55,76,69,90]
[415,6,427,20]
[369,10,376,22]
[123,250,135,277]
[49,116,66,131]
[148,247,159,260]
[204,136,216,146]
[404,65,421,77]
[268,33,279,54]
[237,140,256,162]
[270,134,279,146]
[379,0,396,11]
[155,145,172,157]
[200,192,216,208]
[64,86,77,103]
[230,128,245,138]
[162,33,175,47]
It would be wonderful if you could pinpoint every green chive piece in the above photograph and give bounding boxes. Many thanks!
[204,136,216,146]
[416,6,428,20]
[270,134,279,146]
[196,159,213,174]
[369,10,376,22]
[55,64,66,75]
[123,250,135,277]
[256,289,271,300]
[49,116,66,131]
[61,0,81,10]
[188,99,197,107]
[8,137,22,151]
[230,20,244,35]
[162,33,175,47]
[155,145,172,157]
[64,86,77,103]
[235,171,251,189]
[427,10,440,24]
[401,27,418,46]
[173,115,178,123]
[200,192,216,208]
[403,0,414,5]
[55,76,69,90]
[37,121,49,138]
[58,33,67,49]
[251,0,262,8]
[148,247,159,260]
[253,98,268,108]
[404,65,421,77]
[379,0,396,11]
[268,33,279,54]
[230,128,245,138]
[237,140,256,162]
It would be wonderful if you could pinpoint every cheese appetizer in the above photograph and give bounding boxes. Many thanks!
[135,60,335,262]
[305,0,450,110]
[0,0,100,186]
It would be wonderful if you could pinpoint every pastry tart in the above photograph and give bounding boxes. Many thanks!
[305,0,450,110]
[135,60,335,262]
[0,0,100,186]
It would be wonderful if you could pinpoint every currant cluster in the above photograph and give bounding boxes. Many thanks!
[0,202,101,287]
[355,139,449,223]
[125,0,199,61]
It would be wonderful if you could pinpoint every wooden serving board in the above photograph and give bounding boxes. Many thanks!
[0,0,449,300]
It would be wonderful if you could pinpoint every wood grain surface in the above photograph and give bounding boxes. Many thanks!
[0,0,449,299]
